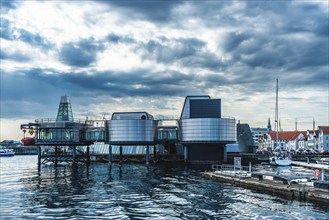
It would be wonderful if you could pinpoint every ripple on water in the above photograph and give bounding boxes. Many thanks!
[0,157,328,219]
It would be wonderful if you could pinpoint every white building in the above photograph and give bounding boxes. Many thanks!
[318,126,329,152]
[306,130,319,152]
[266,131,307,151]
[250,127,270,149]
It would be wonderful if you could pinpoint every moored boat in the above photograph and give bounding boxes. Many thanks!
[269,79,292,166]
[0,148,15,157]
[269,154,292,166]
[21,137,35,146]
[316,158,329,165]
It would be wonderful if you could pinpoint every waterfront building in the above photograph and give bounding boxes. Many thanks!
[266,131,307,151]
[318,126,329,152]
[250,127,270,150]
[285,132,307,153]
[178,96,236,164]
[21,95,237,165]
[306,129,320,152]
[237,123,255,153]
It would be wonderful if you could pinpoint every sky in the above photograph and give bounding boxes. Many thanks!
[1,0,328,141]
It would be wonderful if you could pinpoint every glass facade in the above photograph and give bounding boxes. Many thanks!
[37,128,74,141]
[56,96,74,121]
[34,121,86,144]
[85,130,106,141]
[157,129,178,141]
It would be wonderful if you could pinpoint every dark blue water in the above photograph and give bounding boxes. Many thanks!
[1,156,328,219]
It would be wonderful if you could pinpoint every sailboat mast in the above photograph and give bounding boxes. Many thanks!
[275,78,279,149]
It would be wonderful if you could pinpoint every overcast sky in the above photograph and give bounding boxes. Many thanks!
[1,0,328,140]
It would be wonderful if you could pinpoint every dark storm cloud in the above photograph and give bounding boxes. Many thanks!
[1,18,53,50]
[0,0,18,10]
[1,0,328,125]
[248,1,329,37]
[101,0,184,22]
[223,31,288,68]
[1,67,197,111]
[107,33,136,44]
[136,37,223,69]
[18,29,54,49]
[61,70,196,98]
[0,18,12,40]
[222,29,328,71]
[0,50,31,62]
[59,38,105,67]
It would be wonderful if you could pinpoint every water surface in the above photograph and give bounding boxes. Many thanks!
[1,156,328,219]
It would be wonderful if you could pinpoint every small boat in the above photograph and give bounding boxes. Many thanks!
[316,158,329,165]
[0,148,15,157]
[21,137,35,146]
[269,153,292,166]
[269,79,292,166]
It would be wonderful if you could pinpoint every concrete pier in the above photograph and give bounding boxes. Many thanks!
[292,161,329,171]
[203,171,329,204]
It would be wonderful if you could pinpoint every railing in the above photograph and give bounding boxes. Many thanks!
[212,164,253,178]
[35,118,88,123]
[212,164,252,172]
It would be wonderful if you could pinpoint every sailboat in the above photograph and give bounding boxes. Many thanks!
[269,79,292,166]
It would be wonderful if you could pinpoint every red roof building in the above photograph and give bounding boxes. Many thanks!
[267,131,307,141]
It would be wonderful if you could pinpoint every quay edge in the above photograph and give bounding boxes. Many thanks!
[202,171,329,204]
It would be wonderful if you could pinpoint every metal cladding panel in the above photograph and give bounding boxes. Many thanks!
[179,118,236,143]
[107,120,157,143]
[190,99,221,118]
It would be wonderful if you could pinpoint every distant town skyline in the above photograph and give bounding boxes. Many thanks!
[1,0,328,141]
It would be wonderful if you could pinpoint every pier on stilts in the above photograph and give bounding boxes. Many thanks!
[21,96,99,169]
[20,95,238,167]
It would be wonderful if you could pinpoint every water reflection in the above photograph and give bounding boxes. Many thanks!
[1,156,328,219]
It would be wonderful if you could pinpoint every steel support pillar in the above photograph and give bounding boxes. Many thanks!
[184,145,188,163]
[86,146,90,165]
[108,145,112,164]
[223,145,227,163]
[119,146,123,163]
[72,146,76,160]
[146,145,150,165]
[55,146,58,166]
[37,146,41,170]
[153,145,156,161]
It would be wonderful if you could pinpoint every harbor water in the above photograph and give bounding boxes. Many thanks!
[1,156,328,219]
